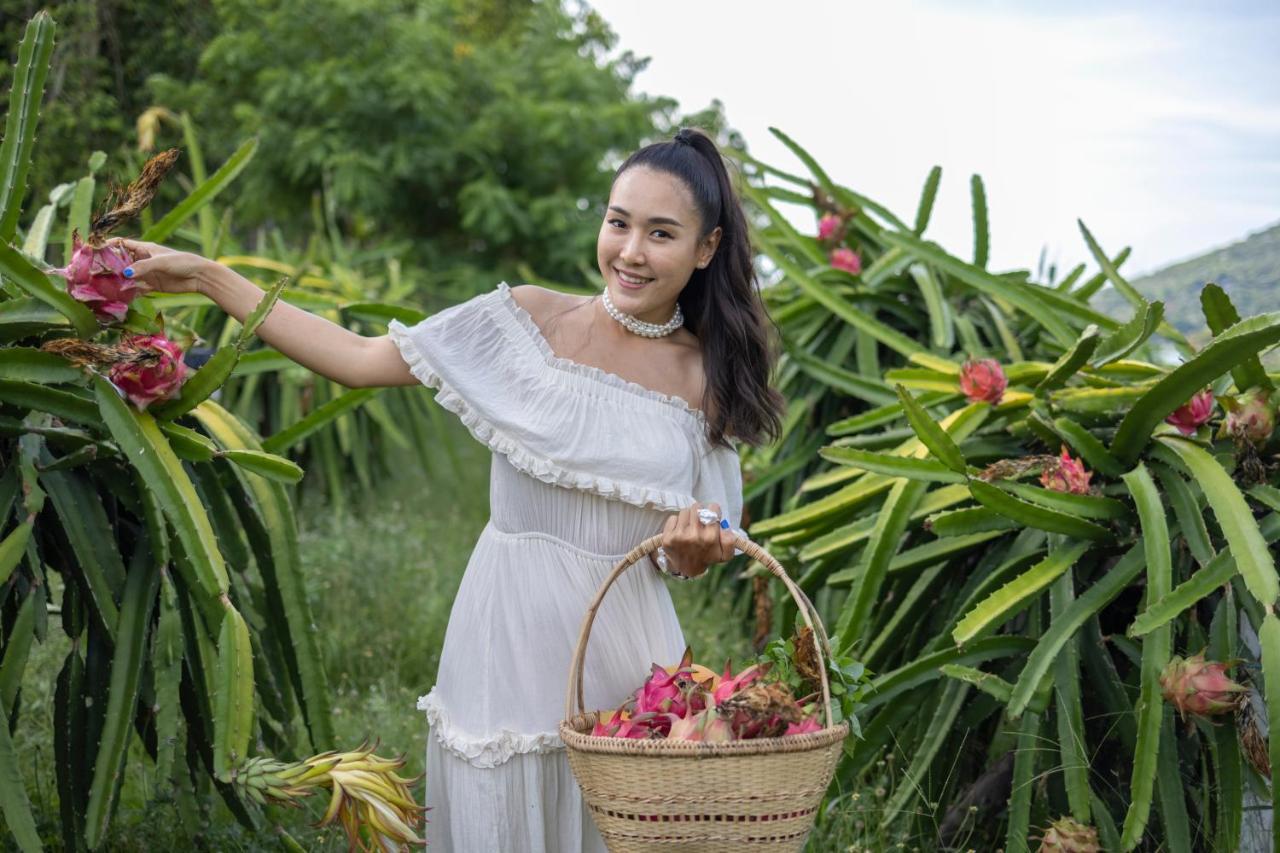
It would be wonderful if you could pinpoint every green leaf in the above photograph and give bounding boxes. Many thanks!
[192,401,334,749]
[1159,436,1280,608]
[951,541,1091,645]
[142,137,258,243]
[881,230,1112,346]
[1092,301,1164,367]
[996,480,1131,521]
[152,347,239,420]
[0,243,98,336]
[93,376,228,598]
[0,703,40,852]
[927,506,1019,537]
[1035,325,1100,395]
[1258,613,1280,830]
[970,174,989,269]
[0,347,83,383]
[863,635,1036,711]
[213,603,254,782]
[1119,464,1172,850]
[938,663,1013,702]
[769,126,909,231]
[1200,283,1271,391]
[817,446,966,483]
[896,384,967,473]
[1008,541,1145,717]
[1113,313,1280,462]
[0,11,55,246]
[789,348,897,405]
[261,387,379,454]
[236,275,290,350]
[0,379,98,425]
[1005,710,1041,853]
[1152,460,1213,567]
[158,420,217,461]
[1128,549,1235,637]
[1044,416,1123,477]
[968,480,1113,541]
[1052,570,1092,822]
[85,549,160,850]
[908,263,954,349]
[220,448,304,484]
[913,165,942,235]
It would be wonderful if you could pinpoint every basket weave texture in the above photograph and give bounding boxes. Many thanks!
[560,533,849,852]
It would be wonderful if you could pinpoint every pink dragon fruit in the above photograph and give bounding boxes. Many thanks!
[1040,446,1092,495]
[711,660,769,706]
[1158,652,1247,720]
[784,714,823,736]
[668,706,734,743]
[1218,390,1275,445]
[53,234,144,322]
[829,247,862,275]
[959,358,1007,404]
[107,334,188,410]
[817,213,843,241]
[1165,388,1215,435]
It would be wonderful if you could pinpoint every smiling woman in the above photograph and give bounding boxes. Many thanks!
[119,127,784,852]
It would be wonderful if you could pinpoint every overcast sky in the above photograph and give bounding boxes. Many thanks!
[588,0,1280,278]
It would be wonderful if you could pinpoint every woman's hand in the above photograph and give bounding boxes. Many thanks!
[109,238,215,296]
[659,501,736,579]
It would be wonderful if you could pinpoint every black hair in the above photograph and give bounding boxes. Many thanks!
[612,127,785,449]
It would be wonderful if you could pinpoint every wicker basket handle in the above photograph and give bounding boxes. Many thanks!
[564,533,839,730]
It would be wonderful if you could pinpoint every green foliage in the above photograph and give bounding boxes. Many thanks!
[736,128,1280,850]
[146,0,685,294]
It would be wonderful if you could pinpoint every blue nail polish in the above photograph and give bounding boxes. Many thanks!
[719,518,730,529]
[122,267,134,278]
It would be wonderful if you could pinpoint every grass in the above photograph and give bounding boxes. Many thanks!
[8,427,854,850]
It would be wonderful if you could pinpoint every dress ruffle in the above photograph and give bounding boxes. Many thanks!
[384,281,747,514]
[419,690,563,769]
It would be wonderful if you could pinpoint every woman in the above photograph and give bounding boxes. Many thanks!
[117,127,785,851]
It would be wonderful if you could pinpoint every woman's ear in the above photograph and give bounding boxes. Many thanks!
[697,226,723,269]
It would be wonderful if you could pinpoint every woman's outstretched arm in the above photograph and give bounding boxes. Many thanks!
[117,238,418,389]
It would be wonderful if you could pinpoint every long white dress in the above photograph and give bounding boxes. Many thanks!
[387,282,744,852]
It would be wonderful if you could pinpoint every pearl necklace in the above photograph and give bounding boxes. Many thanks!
[601,286,684,338]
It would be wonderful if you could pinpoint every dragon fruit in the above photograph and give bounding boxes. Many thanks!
[1165,388,1215,435]
[1218,390,1275,445]
[959,358,1007,404]
[668,707,734,743]
[829,247,862,275]
[784,714,822,736]
[1040,446,1092,495]
[107,334,188,410]
[817,213,843,241]
[1158,653,1247,719]
[717,680,803,739]
[53,234,145,322]
[1035,816,1101,852]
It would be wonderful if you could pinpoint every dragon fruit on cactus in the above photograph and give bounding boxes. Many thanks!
[1219,390,1275,445]
[829,247,862,275]
[1040,445,1092,495]
[1165,388,1215,435]
[1158,652,1248,719]
[817,213,843,241]
[1035,816,1101,852]
[959,358,1007,404]
[107,334,188,410]
[53,234,144,322]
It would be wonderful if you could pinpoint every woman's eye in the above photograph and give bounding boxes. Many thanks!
[608,219,626,228]
[652,230,671,239]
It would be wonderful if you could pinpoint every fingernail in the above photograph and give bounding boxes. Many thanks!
[122,267,134,278]
[720,518,730,529]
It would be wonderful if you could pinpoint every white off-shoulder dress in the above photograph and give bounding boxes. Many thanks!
[387,282,744,852]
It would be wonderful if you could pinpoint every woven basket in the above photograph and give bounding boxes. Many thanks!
[560,533,849,852]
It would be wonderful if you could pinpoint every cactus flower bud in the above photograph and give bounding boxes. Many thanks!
[817,213,843,241]
[1040,446,1092,494]
[1165,388,1215,435]
[1036,816,1101,852]
[830,247,862,275]
[1218,390,1275,445]
[959,358,1007,404]
[1158,652,1247,720]
[107,334,188,410]
[52,234,144,323]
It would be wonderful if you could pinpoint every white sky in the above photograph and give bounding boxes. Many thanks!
[587,0,1280,278]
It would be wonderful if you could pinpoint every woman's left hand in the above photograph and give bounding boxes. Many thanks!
[659,501,737,579]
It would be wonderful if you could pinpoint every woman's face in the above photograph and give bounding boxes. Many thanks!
[596,166,721,326]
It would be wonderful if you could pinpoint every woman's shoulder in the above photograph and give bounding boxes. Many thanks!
[507,283,587,321]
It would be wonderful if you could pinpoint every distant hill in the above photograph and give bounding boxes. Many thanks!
[1093,220,1280,334]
